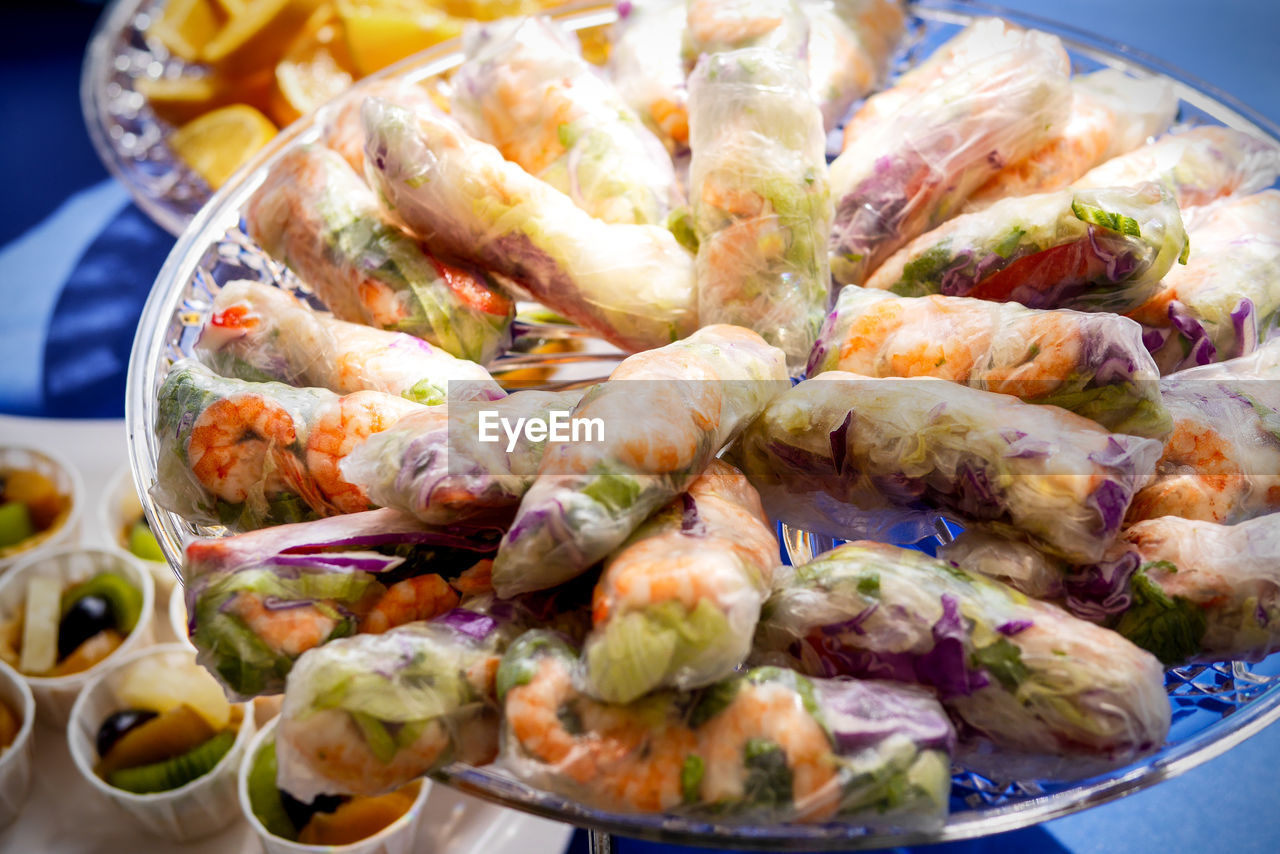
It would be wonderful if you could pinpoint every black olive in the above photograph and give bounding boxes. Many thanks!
[280,790,347,832]
[58,594,116,660]
[95,708,157,758]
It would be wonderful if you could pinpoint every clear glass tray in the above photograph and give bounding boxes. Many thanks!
[125,1,1280,847]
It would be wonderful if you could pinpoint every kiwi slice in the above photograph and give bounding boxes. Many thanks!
[246,738,298,841]
[61,572,143,635]
[107,730,235,794]
[0,502,34,549]
[127,520,165,563]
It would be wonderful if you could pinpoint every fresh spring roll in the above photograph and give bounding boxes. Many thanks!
[756,542,1170,776]
[608,0,691,150]
[862,183,1189,314]
[492,325,788,597]
[499,631,954,824]
[803,0,905,130]
[730,372,1163,562]
[688,47,832,369]
[1128,190,1280,373]
[276,608,521,800]
[154,360,422,527]
[195,280,506,406]
[962,70,1177,212]
[806,287,1172,438]
[245,145,514,365]
[1126,350,1280,525]
[1107,513,1280,665]
[582,460,778,703]
[609,0,903,150]
[1074,126,1280,209]
[828,32,1072,286]
[937,527,1067,601]
[683,0,809,63]
[840,17,1027,148]
[182,509,498,698]
[340,389,587,526]
[451,17,680,226]
[319,77,444,176]
[363,101,697,353]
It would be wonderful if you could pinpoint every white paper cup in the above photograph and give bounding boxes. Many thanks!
[0,445,84,574]
[0,546,156,726]
[0,659,35,829]
[239,718,431,854]
[67,642,256,842]
[168,583,195,651]
[97,464,177,596]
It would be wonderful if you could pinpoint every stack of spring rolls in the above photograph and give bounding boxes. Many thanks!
[148,1,1280,833]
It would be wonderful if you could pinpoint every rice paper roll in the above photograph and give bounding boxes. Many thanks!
[1128,190,1280,373]
[319,77,443,176]
[800,0,905,130]
[730,371,1162,562]
[245,145,514,365]
[937,527,1067,601]
[276,609,521,800]
[154,360,426,527]
[962,70,1177,212]
[196,280,505,406]
[755,542,1170,777]
[499,631,954,824]
[807,286,1171,438]
[689,47,832,369]
[451,17,680,226]
[1107,513,1280,665]
[841,17,1027,147]
[340,389,586,526]
[1074,126,1280,209]
[1126,353,1280,524]
[363,101,697,353]
[608,0,690,150]
[582,460,778,703]
[828,31,1071,286]
[182,509,497,698]
[492,325,788,597]
[864,183,1189,314]
[684,0,808,62]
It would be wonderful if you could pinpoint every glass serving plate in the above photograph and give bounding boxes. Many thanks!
[126,1,1280,848]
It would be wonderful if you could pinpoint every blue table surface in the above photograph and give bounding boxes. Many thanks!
[2,1,1278,852]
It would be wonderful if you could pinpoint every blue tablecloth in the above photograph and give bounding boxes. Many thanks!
[2,2,1278,852]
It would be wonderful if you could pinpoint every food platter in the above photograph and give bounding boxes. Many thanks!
[125,0,1280,848]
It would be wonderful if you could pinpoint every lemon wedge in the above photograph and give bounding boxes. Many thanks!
[269,5,357,126]
[335,0,463,76]
[170,104,277,189]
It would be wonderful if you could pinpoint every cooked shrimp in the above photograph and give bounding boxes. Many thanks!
[1127,421,1243,522]
[187,394,300,504]
[976,319,1084,399]
[305,390,420,514]
[697,679,839,820]
[597,722,698,812]
[225,591,337,659]
[505,656,616,783]
[279,707,457,794]
[838,296,992,382]
[359,574,460,635]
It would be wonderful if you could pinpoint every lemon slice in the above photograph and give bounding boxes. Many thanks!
[335,0,464,76]
[170,104,277,189]
[269,5,357,126]
[202,0,324,72]
[148,0,225,62]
